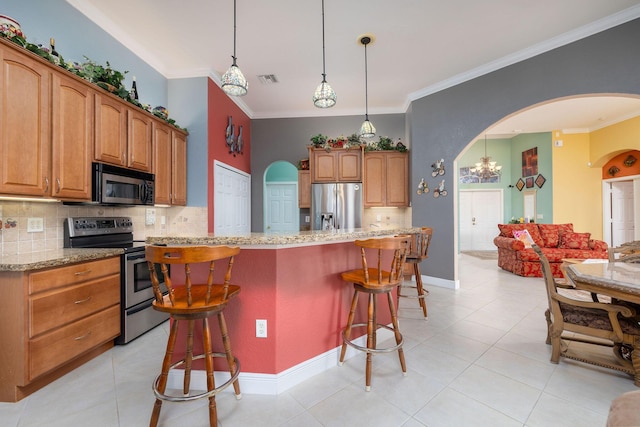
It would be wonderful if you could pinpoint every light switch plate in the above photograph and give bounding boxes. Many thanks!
[27,217,44,232]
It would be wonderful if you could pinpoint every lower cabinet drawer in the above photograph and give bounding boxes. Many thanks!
[29,305,120,381]
[29,274,120,338]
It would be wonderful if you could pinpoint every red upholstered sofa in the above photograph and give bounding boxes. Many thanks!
[493,223,608,277]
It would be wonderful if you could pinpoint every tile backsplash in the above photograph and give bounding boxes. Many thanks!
[0,201,207,256]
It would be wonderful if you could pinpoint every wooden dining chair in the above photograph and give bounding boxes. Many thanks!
[146,245,242,427]
[533,244,640,385]
[398,227,432,318]
[338,236,410,391]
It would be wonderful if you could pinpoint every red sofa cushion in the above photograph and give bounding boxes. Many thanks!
[559,231,591,250]
[498,223,544,247]
[537,223,574,248]
[519,248,567,263]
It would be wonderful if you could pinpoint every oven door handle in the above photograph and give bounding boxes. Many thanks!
[127,253,147,261]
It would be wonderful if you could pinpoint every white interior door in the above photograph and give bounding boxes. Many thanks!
[459,189,503,251]
[611,180,634,247]
[265,183,299,232]
[214,161,251,235]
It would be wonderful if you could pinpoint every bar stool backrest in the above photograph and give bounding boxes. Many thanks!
[145,245,240,308]
[355,237,410,285]
[408,227,432,261]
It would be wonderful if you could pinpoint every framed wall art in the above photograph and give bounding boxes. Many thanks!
[521,147,538,177]
[525,177,534,188]
[516,178,525,191]
[535,174,546,188]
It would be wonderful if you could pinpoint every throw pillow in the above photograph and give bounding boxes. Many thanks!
[498,223,544,246]
[537,223,574,248]
[513,229,535,248]
[558,231,591,250]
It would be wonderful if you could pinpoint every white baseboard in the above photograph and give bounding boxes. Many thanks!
[420,274,459,290]
[166,328,395,395]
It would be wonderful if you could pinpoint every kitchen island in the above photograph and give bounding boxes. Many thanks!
[147,226,420,394]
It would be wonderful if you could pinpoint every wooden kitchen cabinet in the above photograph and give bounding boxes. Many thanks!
[298,170,311,208]
[309,147,363,183]
[153,122,188,205]
[0,42,51,196]
[0,257,120,402]
[94,92,128,168]
[364,151,409,207]
[127,109,153,172]
[51,72,93,200]
[171,130,188,205]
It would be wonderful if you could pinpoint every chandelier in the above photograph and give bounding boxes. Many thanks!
[470,136,502,181]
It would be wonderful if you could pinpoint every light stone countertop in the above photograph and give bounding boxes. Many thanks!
[566,262,640,296]
[146,226,422,249]
[0,248,124,272]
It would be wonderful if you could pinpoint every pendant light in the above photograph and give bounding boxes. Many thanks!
[221,0,248,96]
[312,0,336,108]
[359,35,376,137]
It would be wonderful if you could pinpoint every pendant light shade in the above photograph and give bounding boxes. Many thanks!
[359,35,375,138]
[221,0,248,96]
[313,0,336,108]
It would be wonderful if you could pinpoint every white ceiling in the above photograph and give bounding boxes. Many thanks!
[67,0,640,133]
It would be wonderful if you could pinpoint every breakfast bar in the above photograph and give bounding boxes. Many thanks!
[147,226,420,393]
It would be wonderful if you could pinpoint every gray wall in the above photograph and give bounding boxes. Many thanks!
[410,18,640,281]
[250,114,406,231]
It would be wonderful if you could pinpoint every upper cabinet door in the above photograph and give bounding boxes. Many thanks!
[338,151,362,182]
[0,46,51,196]
[127,109,153,172]
[94,93,127,167]
[51,73,93,200]
[152,122,172,205]
[171,130,188,206]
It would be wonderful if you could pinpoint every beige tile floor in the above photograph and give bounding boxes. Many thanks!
[1,253,637,426]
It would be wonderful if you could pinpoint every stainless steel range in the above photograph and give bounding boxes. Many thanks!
[63,217,169,344]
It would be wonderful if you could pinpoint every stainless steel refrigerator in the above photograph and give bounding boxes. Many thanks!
[311,182,363,230]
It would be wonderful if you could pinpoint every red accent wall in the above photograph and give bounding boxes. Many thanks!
[170,243,396,374]
[602,150,640,179]
[207,79,251,232]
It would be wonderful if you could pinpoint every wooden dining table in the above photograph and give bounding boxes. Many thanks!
[565,261,640,304]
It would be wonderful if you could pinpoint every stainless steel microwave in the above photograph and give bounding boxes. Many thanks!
[92,162,155,206]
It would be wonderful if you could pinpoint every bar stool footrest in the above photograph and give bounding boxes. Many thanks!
[342,323,403,354]
[153,352,241,403]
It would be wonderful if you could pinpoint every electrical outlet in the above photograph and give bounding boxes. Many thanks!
[27,217,44,232]
[256,319,267,338]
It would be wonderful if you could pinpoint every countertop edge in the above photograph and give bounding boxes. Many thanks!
[145,227,421,248]
[0,248,124,272]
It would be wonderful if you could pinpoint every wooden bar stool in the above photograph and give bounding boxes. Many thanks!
[146,245,242,427]
[338,236,410,391]
[399,227,432,318]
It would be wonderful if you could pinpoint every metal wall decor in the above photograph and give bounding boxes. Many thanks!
[608,165,620,176]
[225,116,244,156]
[433,179,447,197]
[416,178,429,195]
[431,158,445,177]
[624,154,637,167]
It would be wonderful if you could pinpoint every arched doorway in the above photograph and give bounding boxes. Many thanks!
[263,161,300,232]
[454,95,640,257]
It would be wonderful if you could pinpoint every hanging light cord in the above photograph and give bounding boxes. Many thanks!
[364,39,369,119]
[321,0,327,82]
[231,0,238,66]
